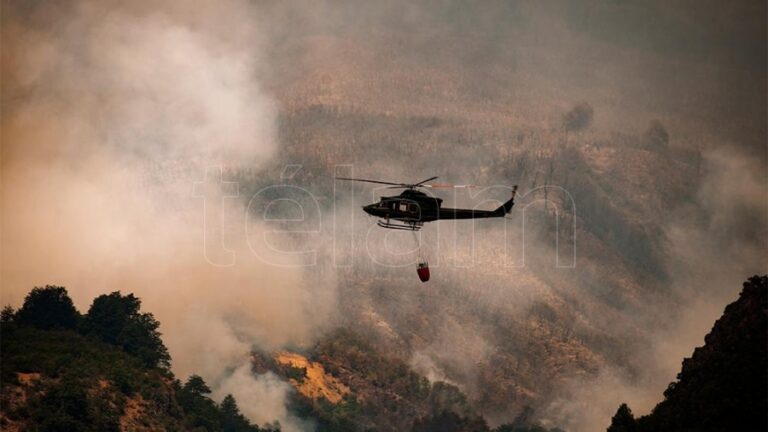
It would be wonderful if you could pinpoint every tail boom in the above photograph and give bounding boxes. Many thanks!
[437,185,517,220]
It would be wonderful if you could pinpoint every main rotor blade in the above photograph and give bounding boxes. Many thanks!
[335,177,406,187]
[413,176,439,186]
[422,183,478,189]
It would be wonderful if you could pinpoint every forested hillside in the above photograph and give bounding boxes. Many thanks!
[0,286,277,432]
[254,329,563,432]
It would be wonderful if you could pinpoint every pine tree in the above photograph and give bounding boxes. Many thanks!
[607,403,636,432]
[221,394,254,432]
[1,305,15,323]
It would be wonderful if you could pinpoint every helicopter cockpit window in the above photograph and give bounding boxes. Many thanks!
[399,203,408,212]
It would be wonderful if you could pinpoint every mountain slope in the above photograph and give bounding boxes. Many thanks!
[254,329,563,432]
[607,275,768,431]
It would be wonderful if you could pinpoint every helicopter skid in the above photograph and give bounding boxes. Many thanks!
[377,220,423,231]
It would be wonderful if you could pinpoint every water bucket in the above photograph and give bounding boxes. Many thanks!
[417,261,430,282]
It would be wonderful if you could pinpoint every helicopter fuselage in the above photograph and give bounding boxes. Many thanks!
[362,188,515,230]
[363,189,443,223]
[336,176,516,231]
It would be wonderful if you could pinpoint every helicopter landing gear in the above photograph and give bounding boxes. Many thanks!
[376,220,423,231]
[378,214,423,231]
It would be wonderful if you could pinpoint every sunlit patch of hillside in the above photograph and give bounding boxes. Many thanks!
[275,352,351,404]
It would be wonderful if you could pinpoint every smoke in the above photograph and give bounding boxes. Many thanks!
[272,2,766,429]
[1,1,334,429]
[540,144,768,430]
[214,365,315,431]
[656,145,767,370]
[265,2,765,429]
[539,367,658,432]
[563,103,594,133]
[3,1,765,431]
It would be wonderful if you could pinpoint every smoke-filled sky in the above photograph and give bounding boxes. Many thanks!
[1,1,334,429]
[2,1,766,431]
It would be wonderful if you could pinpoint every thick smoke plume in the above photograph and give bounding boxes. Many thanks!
[1,1,334,429]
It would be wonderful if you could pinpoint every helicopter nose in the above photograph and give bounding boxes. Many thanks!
[363,204,375,215]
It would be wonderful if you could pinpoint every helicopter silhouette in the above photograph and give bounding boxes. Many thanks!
[337,176,517,231]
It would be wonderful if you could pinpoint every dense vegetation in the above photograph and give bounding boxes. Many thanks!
[0,285,277,432]
[260,329,563,432]
[607,275,768,432]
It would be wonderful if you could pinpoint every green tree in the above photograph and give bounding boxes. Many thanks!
[1,305,15,322]
[177,375,221,431]
[429,381,469,416]
[34,376,120,432]
[85,291,170,369]
[607,403,636,432]
[16,285,79,330]
[221,394,258,432]
[412,410,489,432]
[493,406,564,432]
[184,375,212,396]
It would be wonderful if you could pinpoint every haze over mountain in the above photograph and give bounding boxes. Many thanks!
[1,1,766,431]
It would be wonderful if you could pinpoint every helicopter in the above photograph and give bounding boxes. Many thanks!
[336,176,517,231]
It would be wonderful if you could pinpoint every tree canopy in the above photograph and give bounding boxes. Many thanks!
[607,404,636,432]
[85,291,170,369]
[15,285,80,330]
[221,394,261,432]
